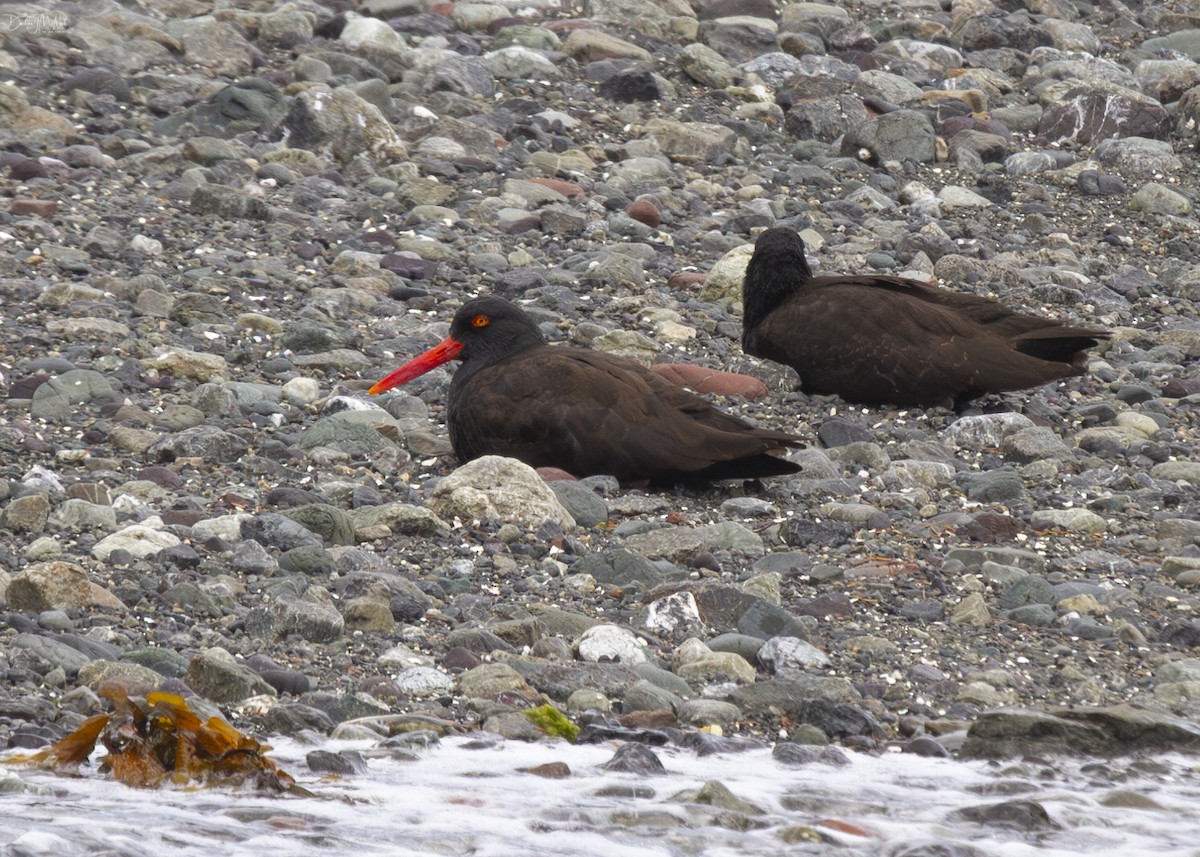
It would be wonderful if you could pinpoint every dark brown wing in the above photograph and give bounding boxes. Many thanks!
[747,278,1103,406]
[854,275,1109,356]
[449,347,801,480]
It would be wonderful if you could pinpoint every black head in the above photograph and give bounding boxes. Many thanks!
[369,296,546,395]
[749,227,813,279]
[742,227,814,339]
[448,296,547,367]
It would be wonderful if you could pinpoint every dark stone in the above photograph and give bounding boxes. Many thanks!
[996,576,1055,609]
[260,702,336,734]
[899,599,945,621]
[781,518,856,548]
[950,799,1057,830]
[1039,85,1171,145]
[306,749,369,775]
[957,470,1024,503]
[599,70,663,103]
[598,742,667,774]
[258,669,311,695]
[190,186,271,221]
[444,627,516,655]
[242,513,324,552]
[794,593,854,618]
[772,742,851,766]
[380,254,440,279]
[737,600,811,641]
[958,512,1021,543]
[573,549,683,590]
[791,699,884,739]
[903,736,951,757]
[817,418,871,447]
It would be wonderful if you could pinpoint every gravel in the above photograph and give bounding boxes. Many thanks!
[2,0,1200,764]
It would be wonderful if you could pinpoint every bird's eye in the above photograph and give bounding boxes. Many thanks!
[471,315,489,328]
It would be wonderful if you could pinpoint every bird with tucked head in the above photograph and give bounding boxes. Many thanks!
[741,227,1110,410]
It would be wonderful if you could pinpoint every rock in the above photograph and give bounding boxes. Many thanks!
[842,109,936,163]
[578,624,647,664]
[92,523,182,561]
[30,370,114,421]
[186,648,277,703]
[1038,82,1171,145]
[7,562,119,611]
[429,456,576,531]
[961,705,1200,758]
[285,86,407,168]
[270,596,345,642]
[1,493,50,533]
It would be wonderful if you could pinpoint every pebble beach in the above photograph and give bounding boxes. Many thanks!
[4,0,1200,848]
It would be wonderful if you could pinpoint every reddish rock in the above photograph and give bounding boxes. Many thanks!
[8,158,48,180]
[529,177,585,198]
[619,709,677,729]
[651,363,769,401]
[1163,377,1200,398]
[10,199,57,218]
[959,511,1021,543]
[667,271,708,289]
[536,466,579,482]
[544,19,599,33]
[519,761,572,778]
[626,198,661,227]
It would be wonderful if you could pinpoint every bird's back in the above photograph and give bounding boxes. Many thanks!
[747,275,1108,407]
[448,345,800,481]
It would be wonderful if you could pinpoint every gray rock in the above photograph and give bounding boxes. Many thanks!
[271,595,345,643]
[92,524,182,561]
[2,493,50,533]
[394,666,455,695]
[1129,182,1192,215]
[186,647,276,703]
[242,513,325,552]
[758,636,831,671]
[961,705,1200,758]
[458,662,537,698]
[997,575,1055,609]
[843,109,936,163]
[958,470,1024,503]
[11,634,94,678]
[30,369,113,421]
[148,425,250,463]
[623,678,683,712]
[285,85,407,168]
[577,624,647,664]
[283,504,356,546]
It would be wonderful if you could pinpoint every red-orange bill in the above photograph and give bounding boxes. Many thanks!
[369,336,463,395]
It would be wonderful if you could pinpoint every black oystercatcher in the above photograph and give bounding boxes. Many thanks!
[370,296,803,482]
[742,227,1110,409]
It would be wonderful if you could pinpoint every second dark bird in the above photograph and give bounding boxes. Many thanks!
[370,296,803,483]
[742,227,1110,410]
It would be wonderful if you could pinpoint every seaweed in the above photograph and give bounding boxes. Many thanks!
[6,685,309,795]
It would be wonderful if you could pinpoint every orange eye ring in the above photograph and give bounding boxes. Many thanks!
[471,315,489,328]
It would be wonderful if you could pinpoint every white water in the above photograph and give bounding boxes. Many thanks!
[3,737,1199,856]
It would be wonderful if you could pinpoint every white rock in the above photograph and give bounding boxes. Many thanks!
[340,16,406,50]
[281,376,321,406]
[642,590,701,634]
[191,513,249,543]
[91,524,182,560]
[394,666,455,695]
[577,624,647,665]
[429,455,575,531]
